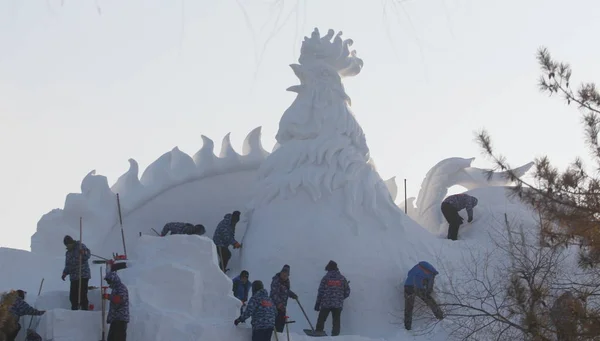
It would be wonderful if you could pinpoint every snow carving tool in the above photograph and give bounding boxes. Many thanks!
[284,317,295,341]
[151,228,161,236]
[295,298,326,337]
[116,193,128,259]
[27,278,45,331]
[78,217,83,310]
[99,267,107,341]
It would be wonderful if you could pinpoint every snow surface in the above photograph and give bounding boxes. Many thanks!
[0,27,567,341]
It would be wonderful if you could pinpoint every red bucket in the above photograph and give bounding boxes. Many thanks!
[89,304,94,310]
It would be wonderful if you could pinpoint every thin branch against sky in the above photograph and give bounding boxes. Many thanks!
[387,0,430,83]
[38,0,441,84]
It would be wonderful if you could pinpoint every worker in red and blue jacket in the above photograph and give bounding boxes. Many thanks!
[314,260,350,336]
[403,261,444,330]
[62,235,92,310]
[103,271,129,341]
[234,281,277,341]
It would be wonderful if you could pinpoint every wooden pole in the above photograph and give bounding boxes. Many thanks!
[78,217,83,310]
[404,179,408,214]
[116,194,127,258]
[100,267,106,341]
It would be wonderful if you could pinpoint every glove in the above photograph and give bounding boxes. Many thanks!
[61,273,66,281]
[290,293,298,300]
[234,318,241,326]
[468,216,473,223]
[102,294,110,300]
[314,302,320,311]
[233,242,241,249]
[79,249,86,255]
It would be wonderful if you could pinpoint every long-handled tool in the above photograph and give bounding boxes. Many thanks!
[26,278,45,331]
[116,194,127,259]
[295,298,326,337]
[284,317,295,341]
[78,217,83,310]
[99,267,106,341]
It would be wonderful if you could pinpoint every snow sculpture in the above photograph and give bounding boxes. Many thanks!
[246,28,399,227]
[33,121,400,258]
[31,128,272,257]
[401,157,533,233]
[241,28,436,338]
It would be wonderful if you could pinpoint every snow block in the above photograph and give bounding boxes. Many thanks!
[124,235,239,319]
[96,235,242,340]
[38,309,101,341]
[0,248,64,294]
[35,289,103,311]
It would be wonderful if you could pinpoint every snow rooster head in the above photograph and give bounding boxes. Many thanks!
[276,28,366,146]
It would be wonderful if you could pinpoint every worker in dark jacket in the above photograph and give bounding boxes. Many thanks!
[441,193,478,240]
[314,261,350,336]
[62,235,92,310]
[160,222,205,236]
[212,211,242,272]
[404,261,444,330]
[270,264,298,333]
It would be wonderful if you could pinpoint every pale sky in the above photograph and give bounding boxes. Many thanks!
[1,0,599,251]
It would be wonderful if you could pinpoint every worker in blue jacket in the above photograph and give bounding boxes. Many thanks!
[232,270,251,314]
[403,261,444,330]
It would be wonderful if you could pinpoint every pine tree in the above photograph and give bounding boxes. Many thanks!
[477,47,600,268]
[472,47,600,339]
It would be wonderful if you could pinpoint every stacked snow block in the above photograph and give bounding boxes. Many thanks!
[37,309,101,341]
[125,235,240,319]
[35,289,103,311]
[119,235,242,340]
